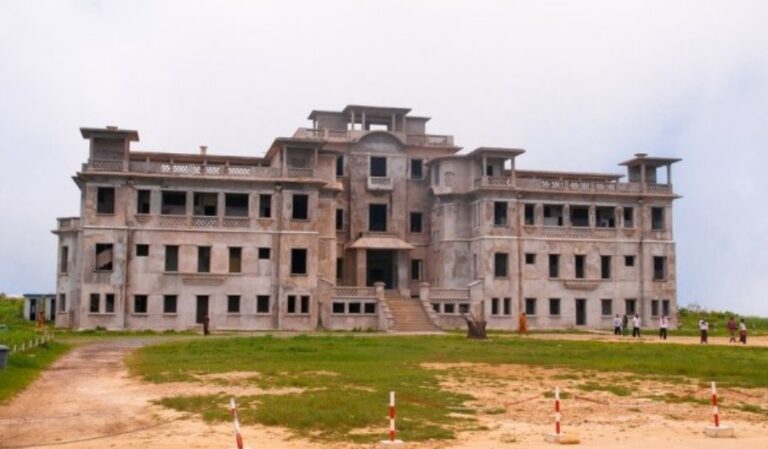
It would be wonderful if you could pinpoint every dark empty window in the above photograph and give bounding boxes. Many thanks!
[651,207,664,230]
[136,244,149,257]
[410,212,423,233]
[494,253,509,278]
[229,247,242,273]
[287,295,310,314]
[336,209,344,230]
[625,298,637,315]
[89,294,100,313]
[364,302,376,314]
[333,302,345,314]
[502,298,511,315]
[601,299,613,316]
[491,298,499,315]
[225,193,249,217]
[625,255,635,267]
[544,205,564,226]
[193,192,217,216]
[105,294,115,313]
[301,295,310,314]
[96,187,115,214]
[494,201,508,226]
[549,298,561,316]
[410,159,423,179]
[161,191,187,215]
[524,204,535,225]
[197,246,211,273]
[59,293,66,312]
[137,190,151,214]
[163,295,177,314]
[134,295,148,314]
[259,194,272,218]
[575,255,586,279]
[370,157,387,177]
[662,300,670,316]
[256,295,270,313]
[291,249,307,275]
[651,299,659,317]
[258,247,271,260]
[337,258,344,282]
[369,204,387,232]
[228,295,241,313]
[571,206,589,227]
[653,256,667,280]
[525,298,537,315]
[336,155,344,176]
[486,164,494,176]
[95,243,113,271]
[292,194,309,220]
[549,254,560,278]
[349,302,362,314]
[525,253,536,265]
[596,207,615,228]
[60,246,69,273]
[411,259,422,280]
[165,245,179,272]
[601,255,611,279]
[623,207,634,227]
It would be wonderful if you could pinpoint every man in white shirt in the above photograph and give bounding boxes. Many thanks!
[613,314,622,336]
[739,319,747,344]
[659,315,669,340]
[632,314,641,338]
[699,319,709,344]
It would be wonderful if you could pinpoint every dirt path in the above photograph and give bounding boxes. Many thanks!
[520,333,768,347]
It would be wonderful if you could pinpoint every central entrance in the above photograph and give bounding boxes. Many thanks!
[575,298,587,326]
[366,249,396,289]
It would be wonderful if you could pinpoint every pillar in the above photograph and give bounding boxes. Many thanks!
[355,249,367,286]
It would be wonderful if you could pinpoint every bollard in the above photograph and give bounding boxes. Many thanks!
[705,382,734,437]
[229,397,245,449]
[380,391,404,445]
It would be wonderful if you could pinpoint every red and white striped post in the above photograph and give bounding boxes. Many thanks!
[554,387,562,435]
[711,381,720,428]
[380,391,404,445]
[704,381,734,438]
[229,397,245,449]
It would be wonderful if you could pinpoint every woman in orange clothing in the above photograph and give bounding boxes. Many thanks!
[519,312,528,335]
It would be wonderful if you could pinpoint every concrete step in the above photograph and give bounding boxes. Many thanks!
[385,297,441,332]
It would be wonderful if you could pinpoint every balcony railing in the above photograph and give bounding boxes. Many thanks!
[406,134,454,146]
[156,215,254,229]
[333,287,377,298]
[285,167,314,178]
[430,288,470,300]
[57,217,80,231]
[474,176,514,188]
[83,160,325,181]
[367,176,393,191]
[293,128,454,147]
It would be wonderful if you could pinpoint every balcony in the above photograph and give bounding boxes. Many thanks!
[56,217,81,232]
[153,215,254,229]
[367,176,393,191]
[293,128,454,147]
[474,176,514,188]
[285,167,314,178]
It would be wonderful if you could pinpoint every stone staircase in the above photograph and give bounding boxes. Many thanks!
[386,296,442,332]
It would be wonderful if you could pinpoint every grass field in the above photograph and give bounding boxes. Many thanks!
[129,334,768,442]
[674,306,768,336]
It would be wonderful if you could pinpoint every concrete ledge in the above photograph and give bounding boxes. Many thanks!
[704,425,735,438]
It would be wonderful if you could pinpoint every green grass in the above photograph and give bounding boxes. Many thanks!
[0,297,50,349]
[129,334,768,442]
[673,306,768,336]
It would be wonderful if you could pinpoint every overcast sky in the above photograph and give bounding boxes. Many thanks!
[1,1,766,315]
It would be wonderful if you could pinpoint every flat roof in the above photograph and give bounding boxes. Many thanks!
[342,104,412,116]
[517,169,624,181]
[80,127,139,141]
[619,155,682,167]
[130,151,267,165]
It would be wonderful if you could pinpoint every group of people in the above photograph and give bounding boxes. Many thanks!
[612,314,658,338]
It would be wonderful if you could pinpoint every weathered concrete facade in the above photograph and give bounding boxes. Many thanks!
[54,105,681,331]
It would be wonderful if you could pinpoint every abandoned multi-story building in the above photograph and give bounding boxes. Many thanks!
[53,105,681,332]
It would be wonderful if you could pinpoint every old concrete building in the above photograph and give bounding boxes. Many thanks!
[53,105,681,332]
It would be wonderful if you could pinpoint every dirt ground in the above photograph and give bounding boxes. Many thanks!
[0,337,766,449]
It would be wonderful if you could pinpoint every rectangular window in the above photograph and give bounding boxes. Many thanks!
[432,303,441,313]
[651,207,664,231]
[136,244,149,257]
[493,201,508,226]
[625,298,637,315]
[165,245,179,272]
[651,299,659,317]
[292,194,309,220]
[601,255,611,279]
[491,298,499,316]
[163,295,177,314]
[197,246,211,273]
[653,256,667,280]
[459,303,470,314]
[349,302,362,314]
[287,295,309,314]
[570,206,589,227]
[549,254,560,278]
[336,209,344,230]
[89,293,100,313]
[105,294,115,313]
[60,246,69,273]
[96,187,115,214]
[161,191,187,215]
[549,298,561,316]
[225,193,249,217]
[137,189,151,214]
[525,253,536,265]
[503,298,512,315]
[596,207,616,228]
[370,156,387,177]
[601,299,613,316]
[494,253,509,278]
[410,159,423,179]
[291,249,307,275]
[369,204,388,232]
[444,303,455,314]
[95,243,114,271]
[411,259,422,281]
[336,155,344,177]
[623,207,634,228]
[624,255,635,267]
[58,293,66,312]
[364,302,376,314]
[228,295,241,313]
[524,204,535,225]
[134,295,148,314]
[193,192,218,216]
[332,302,345,314]
[287,295,296,314]
[229,247,242,273]
[575,255,585,279]
[410,212,423,233]
[336,258,344,282]
[258,247,271,260]
[258,194,272,218]
[662,299,670,316]
[256,295,270,313]
[525,298,537,315]
[301,296,310,313]
[543,205,564,226]
[432,163,440,184]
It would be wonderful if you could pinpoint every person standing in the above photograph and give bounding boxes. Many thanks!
[659,315,668,340]
[739,319,747,344]
[632,314,641,338]
[613,314,622,336]
[622,314,629,336]
[203,313,211,336]
[518,312,528,336]
[699,318,709,344]
[727,317,737,343]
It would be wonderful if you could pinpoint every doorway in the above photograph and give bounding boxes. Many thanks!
[367,250,395,289]
[196,296,209,324]
[575,298,587,326]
